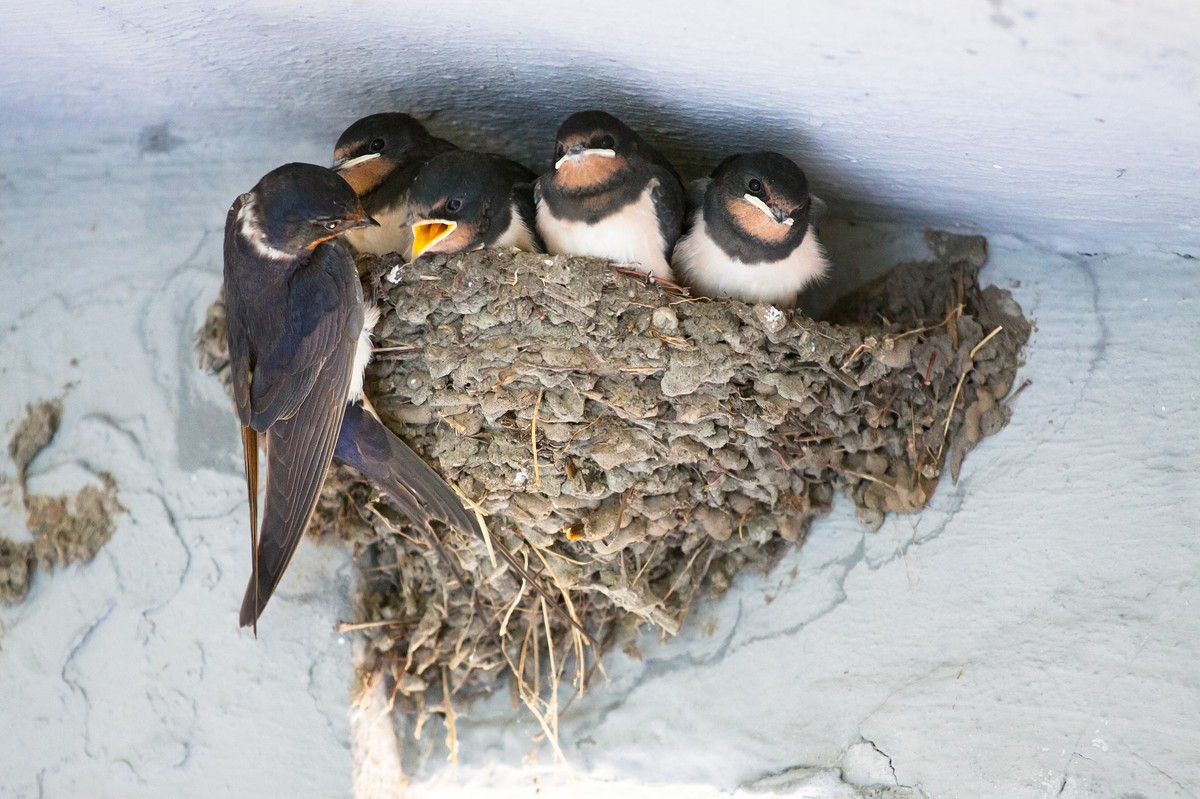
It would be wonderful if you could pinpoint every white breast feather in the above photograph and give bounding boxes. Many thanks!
[673,214,829,307]
[536,182,672,280]
[492,203,539,252]
[347,304,380,403]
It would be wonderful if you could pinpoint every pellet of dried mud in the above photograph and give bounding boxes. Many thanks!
[8,400,61,496]
[197,230,1029,707]
[1,402,124,605]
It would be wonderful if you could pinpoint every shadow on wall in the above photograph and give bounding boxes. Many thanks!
[317,61,874,217]
[304,62,966,317]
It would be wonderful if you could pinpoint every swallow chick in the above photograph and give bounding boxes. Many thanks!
[673,151,829,309]
[332,112,457,258]
[406,149,543,260]
[535,110,684,281]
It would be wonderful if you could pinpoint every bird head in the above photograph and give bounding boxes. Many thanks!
[239,163,377,257]
[331,112,442,196]
[549,110,638,195]
[708,151,812,246]
[407,150,529,258]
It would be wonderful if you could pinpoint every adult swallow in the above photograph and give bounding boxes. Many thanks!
[332,112,457,258]
[224,162,378,628]
[534,110,684,281]
[407,149,543,259]
[225,164,588,634]
[225,163,483,630]
[672,151,829,309]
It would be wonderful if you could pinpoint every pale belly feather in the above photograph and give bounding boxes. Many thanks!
[673,216,829,308]
[537,184,672,280]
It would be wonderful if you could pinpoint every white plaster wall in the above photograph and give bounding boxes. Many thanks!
[1,2,1198,798]
[3,0,1199,250]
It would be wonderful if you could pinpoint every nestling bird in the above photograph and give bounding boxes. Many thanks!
[406,149,543,259]
[332,112,457,258]
[672,151,829,308]
[535,110,684,281]
[224,162,482,629]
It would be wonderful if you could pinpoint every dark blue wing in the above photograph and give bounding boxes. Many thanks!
[649,166,686,258]
[245,245,360,431]
[237,241,363,628]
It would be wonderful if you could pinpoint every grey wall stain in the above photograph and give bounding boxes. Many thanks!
[139,124,184,155]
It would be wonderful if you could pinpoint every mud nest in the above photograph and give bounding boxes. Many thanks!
[197,230,1029,713]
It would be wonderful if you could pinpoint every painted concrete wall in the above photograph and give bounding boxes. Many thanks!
[1,2,1198,798]
[4,0,1199,250]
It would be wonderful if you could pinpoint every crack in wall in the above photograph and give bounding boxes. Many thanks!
[140,491,193,618]
[1131,752,1196,799]
[859,736,911,790]
[60,601,116,760]
[730,534,867,653]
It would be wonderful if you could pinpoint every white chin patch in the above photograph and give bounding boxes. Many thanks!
[554,148,617,171]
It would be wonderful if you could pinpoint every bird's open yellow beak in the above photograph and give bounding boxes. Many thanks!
[410,219,457,259]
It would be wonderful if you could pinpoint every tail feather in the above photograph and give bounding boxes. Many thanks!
[335,401,592,642]
[239,385,348,630]
[335,401,480,539]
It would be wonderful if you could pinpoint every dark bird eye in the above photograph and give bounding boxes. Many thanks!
[598,135,616,150]
[446,198,463,213]
[368,138,385,153]
[323,220,339,231]
[748,178,763,194]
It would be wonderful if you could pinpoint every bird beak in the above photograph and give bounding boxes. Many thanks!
[306,215,379,250]
[410,218,457,259]
[333,152,381,172]
[742,193,794,226]
[554,145,617,171]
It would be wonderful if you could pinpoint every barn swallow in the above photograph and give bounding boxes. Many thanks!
[225,163,484,630]
[534,110,684,281]
[407,150,543,259]
[225,164,590,635]
[224,162,377,628]
[332,112,457,258]
[672,151,829,309]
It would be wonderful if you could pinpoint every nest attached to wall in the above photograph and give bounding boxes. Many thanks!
[197,230,1029,719]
